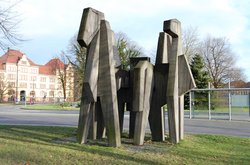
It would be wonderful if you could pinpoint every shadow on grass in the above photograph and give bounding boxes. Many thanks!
[2,125,249,164]
[0,125,167,165]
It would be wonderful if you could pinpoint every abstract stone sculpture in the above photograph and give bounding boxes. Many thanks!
[77,7,121,147]
[77,7,195,147]
[149,19,196,143]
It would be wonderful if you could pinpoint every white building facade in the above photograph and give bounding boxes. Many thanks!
[0,49,74,103]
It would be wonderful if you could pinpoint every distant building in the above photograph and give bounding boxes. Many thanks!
[229,80,247,88]
[0,49,74,103]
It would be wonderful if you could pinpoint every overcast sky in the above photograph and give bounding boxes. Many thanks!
[2,0,250,81]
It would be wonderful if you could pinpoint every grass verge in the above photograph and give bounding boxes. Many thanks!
[0,125,249,165]
[21,104,79,110]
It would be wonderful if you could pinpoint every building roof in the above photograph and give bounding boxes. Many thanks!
[38,65,54,75]
[45,58,65,69]
[0,49,66,75]
[0,49,37,66]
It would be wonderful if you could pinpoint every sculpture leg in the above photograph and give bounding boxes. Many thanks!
[167,96,179,144]
[134,108,150,145]
[149,103,165,141]
[88,103,97,140]
[148,65,168,142]
[100,96,121,147]
[96,98,105,139]
[129,111,136,138]
[117,91,126,135]
[179,95,184,140]
[77,102,95,144]
[118,102,125,135]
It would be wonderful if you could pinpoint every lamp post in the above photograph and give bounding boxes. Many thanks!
[15,57,20,103]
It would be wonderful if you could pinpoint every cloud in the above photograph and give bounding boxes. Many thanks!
[9,0,250,80]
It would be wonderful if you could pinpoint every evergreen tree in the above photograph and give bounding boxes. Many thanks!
[190,54,210,88]
[116,32,142,70]
[184,54,210,109]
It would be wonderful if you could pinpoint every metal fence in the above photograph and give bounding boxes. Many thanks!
[187,88,250,122]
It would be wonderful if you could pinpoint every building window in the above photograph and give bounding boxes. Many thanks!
[49,77,55,82]
[30,91,35,96]
[8,89,15,95]
[8,82,15,88]
[30,76,37,81]
[40,91,46,97]
[30,68,38,74]
[58,91,62,97]
[49,91,54,97]
[20,67,28,73]
[30,83,36,89]
[19,83,27,88]
[57,84,62,90]
[67,73,73,77]
[49,84,55,89]
[7,74,16,80]
[20,75,28,81]
[21,61,27,65]
[40,77,46,82]
[7,66,16,72]
[40,84,46,89]
[0,73,5,79]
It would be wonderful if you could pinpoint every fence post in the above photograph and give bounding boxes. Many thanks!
[208,83,211,120]
[189,91,192,119]
[228,80,232,121]
[249,92,250,117]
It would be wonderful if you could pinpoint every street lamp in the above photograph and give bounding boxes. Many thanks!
[15,57,20,103]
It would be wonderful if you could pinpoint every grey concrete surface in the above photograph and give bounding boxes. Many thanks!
[0,105,79,126]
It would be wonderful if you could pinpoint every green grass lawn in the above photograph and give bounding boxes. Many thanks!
[192,107,250,113]
[22,104,79,110]
[0,125,249,165]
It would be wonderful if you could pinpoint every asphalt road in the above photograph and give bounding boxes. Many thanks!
[0,105,249,138]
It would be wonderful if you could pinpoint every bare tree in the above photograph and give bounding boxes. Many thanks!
[182,26,200,63]
[0,75,11,102]
[116,32,143,70]
[227,67,246,82]
[199,35,244,88]
[50,53,68,101]
[66,34,87,101]
[66,32,143,100]
[0,0,23,51]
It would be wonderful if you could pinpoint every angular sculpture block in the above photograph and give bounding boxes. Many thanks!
[178,55,195,140]
[82,31,100,103]
[78,101,94,144]
[155,32,170,64]
[133,60,154,145]
[163,19,182,38]
[149,32,170,141]
[98,20,121,147]
[78,8,104,47]
[129,57,151,138]
[178,54,196,95]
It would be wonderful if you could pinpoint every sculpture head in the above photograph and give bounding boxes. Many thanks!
[163,19,181,38]
[163,19,183,55]
[77,8,105,47]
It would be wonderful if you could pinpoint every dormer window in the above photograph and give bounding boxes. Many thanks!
[21,61,27,65]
